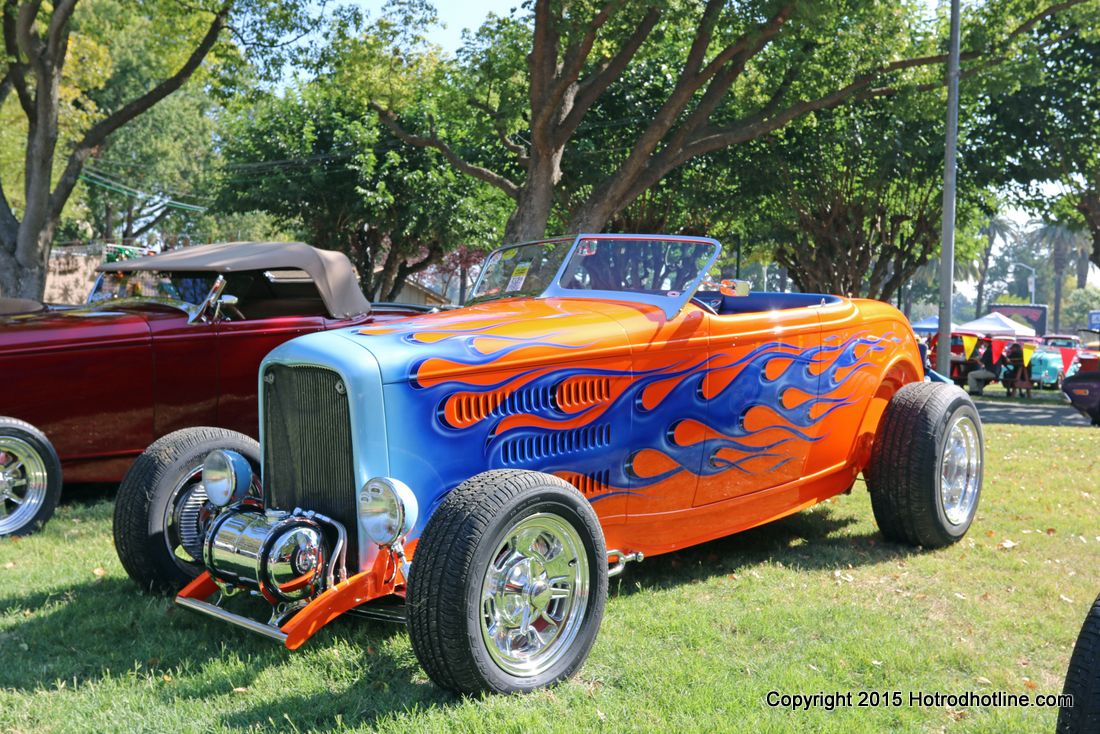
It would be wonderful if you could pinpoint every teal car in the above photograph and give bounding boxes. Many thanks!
[1030,348,1064,389]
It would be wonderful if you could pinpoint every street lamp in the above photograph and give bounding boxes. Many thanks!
[1012,262,1036,304]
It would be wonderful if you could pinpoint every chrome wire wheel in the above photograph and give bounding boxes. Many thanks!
[162,465,208,572]
[0,437,49,536]
[939,415,982,526]
[480,513,590,678]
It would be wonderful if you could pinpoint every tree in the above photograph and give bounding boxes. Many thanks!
[1063,286,1100,331]
[974,214,1018,318]
[974,7,1100,268]
[375,0,1087,244]
[214,81,507,301]
[0,0,314,299]
[1023,222,1089,331]
[82,85,219,244]
[717,88,986,302]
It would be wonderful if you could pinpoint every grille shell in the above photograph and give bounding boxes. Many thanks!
[262,364,358,562]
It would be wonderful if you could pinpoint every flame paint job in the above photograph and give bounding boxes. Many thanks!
[270,292,922,561]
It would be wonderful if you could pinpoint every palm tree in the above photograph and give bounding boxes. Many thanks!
[1024,222,1089,332]
[974,215,1019,319]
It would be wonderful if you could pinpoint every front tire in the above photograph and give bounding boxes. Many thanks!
[406,470,608,694]
[113,427,259,594]
[865,383,983,548]
[1059,594,1100,733]
[0,417,62,537]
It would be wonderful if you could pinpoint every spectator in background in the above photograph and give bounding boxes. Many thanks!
[967,339,998,396]
[1003,342,1032,399]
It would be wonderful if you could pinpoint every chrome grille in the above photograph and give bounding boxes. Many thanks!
[262,364,357,561]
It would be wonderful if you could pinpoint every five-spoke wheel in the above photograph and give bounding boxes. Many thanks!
[0,417,61,537]
[407,470,607,694]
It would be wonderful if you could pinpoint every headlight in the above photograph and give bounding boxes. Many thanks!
[359,477,417,546]
[202,449,253,507]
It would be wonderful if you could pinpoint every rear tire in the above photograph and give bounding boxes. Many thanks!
[113,427,259,594]
[865,383,983,548]
[1059,594,1100,733]
[0,416,62,537]
[406,470,607,694]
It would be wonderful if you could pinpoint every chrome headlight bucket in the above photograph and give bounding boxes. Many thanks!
[359,477,418,546]
[202,449,253,507]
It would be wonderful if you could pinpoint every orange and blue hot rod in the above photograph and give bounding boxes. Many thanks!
[113,234,984,694]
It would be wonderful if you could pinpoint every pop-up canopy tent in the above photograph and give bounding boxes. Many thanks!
[909,315,961,334]
[958,311,1037,337]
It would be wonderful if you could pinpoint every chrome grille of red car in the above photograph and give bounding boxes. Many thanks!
[261,364,357,562]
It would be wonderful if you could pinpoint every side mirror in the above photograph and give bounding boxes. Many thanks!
[213,294,239,321]
[719,279,750,297]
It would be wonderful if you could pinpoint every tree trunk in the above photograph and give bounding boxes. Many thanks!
[1052,235,1070,332]
[1077,245,1090,289]
[104,202,115,242]
[975,228,996,318]
[1079,191,1100,269]
[502,152,559,242]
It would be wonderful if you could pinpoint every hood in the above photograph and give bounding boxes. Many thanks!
[338,297,666,385]
[0,304,179,354]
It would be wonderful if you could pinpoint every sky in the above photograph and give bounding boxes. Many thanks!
[353,0,521,53]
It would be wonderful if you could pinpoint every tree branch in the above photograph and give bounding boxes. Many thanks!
[540,0,624,121]
[467,97,529,162]
[370,102,520,199]
[555,6,661,145]
[46,0,77,66]
[3,0,34,120]
[49,1,233,218]
[131,204,172,237]
[0,176,19,242]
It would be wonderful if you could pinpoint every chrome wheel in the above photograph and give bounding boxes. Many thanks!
[0,437,49,535]
[480,513,590,678]
[163,465,208,571]
[939,415,981,526]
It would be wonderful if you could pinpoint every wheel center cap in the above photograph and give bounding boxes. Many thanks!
[498,557,552,624]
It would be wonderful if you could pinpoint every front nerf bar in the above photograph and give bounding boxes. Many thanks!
[175,549,401,649]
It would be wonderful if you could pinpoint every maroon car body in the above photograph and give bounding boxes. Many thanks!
[0,242,422,535]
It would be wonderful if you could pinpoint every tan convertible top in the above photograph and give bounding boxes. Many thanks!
[98,242,371,319]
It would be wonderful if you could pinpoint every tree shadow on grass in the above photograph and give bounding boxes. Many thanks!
[0,577,406,695]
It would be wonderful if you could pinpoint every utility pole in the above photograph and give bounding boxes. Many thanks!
[935,0,962,376]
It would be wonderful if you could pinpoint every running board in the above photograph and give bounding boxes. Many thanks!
[607,549,644,577]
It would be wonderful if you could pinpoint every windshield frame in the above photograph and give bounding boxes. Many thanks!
[468,233,722,318]
[87,271,224,323]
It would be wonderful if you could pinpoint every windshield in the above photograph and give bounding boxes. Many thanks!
[89,271,217,311]
[468,236,720,316]
[1045,337,1078,348]
[468,238,574,304]
[558,238,717,295]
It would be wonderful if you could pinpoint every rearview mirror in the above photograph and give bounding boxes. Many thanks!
[213,294,239,321]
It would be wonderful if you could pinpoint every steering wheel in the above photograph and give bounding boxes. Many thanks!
[690,296,719,315]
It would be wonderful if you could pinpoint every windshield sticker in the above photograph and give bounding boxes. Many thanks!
[507,262,531,291]
[501,248,518,260]
[576,241,598,257]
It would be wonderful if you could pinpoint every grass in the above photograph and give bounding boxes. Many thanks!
[1,423,1098,733]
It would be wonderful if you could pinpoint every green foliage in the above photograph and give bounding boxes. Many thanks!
[214,28,510,301]
[1063,286,1100,331]
[971,6,1100,264]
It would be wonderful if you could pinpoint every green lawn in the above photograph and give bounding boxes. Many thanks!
[1,424,1097,733]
